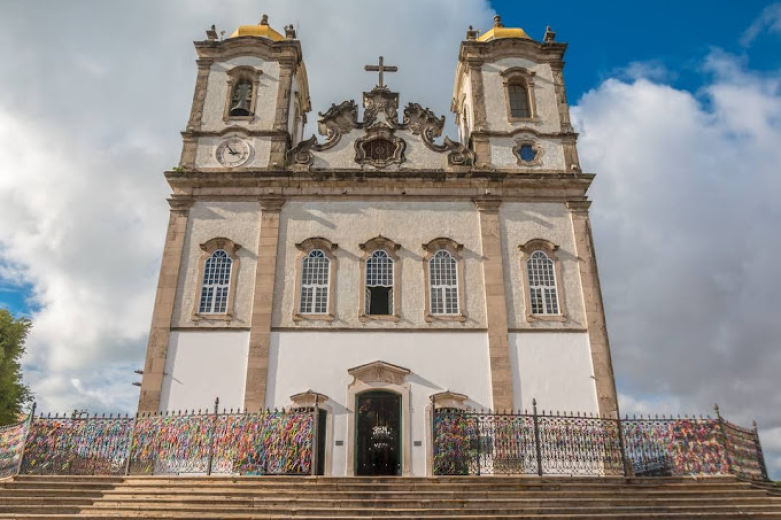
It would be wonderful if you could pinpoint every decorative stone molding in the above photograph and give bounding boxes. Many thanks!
[348,360,410,387]
[421,237,466,323]
[512,138,545,167]
[359,236,402,322]
[293,237,338,322]
[167,196,194,216]
[258,195,285,212]
[518,238,567,322]
[354,128,406,168]
[287,100,359,168]
[223,66,263,123]
[289,390,329,408]
[192,237,242,322]
[430,390,468,410]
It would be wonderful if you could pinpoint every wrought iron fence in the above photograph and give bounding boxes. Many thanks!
[433,401,768,480]
[6,400,315,477]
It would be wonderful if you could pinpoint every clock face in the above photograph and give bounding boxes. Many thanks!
[215,138,251,167]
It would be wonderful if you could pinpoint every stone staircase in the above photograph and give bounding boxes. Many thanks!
[1,474,780,519]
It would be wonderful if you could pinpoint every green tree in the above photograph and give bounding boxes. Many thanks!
[0,309,32,425]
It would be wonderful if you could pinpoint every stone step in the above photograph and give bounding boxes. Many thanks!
[2,511,781,520]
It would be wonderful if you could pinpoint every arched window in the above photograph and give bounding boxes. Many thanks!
[365,250,394,315]
[199,249,233,314]
[508,84,531,119]
[300,249,331,314]
[526,250,559,315]
[429,250,459,315]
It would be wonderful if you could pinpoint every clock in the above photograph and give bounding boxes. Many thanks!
[215,138,251,167]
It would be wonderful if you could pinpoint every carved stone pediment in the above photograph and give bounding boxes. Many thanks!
[348,360,410,386]
[289,390,329,407]
[355,125,406,168]
[431,390,469,410]
[363,87,400,127]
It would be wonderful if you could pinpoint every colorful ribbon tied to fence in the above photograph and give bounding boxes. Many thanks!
[21,417,133,475]
[0,419,28,477]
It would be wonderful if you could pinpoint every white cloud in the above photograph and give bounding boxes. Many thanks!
[573,50,781,479]
[741,3,781,46]
[0,1,496,413]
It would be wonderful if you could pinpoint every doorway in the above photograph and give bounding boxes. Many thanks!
[355,391,402,476]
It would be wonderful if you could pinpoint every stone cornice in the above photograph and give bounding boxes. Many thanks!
[181,129,290,139]
[164,170,595,199]
[458,38,568,65]
[194,36,303,63]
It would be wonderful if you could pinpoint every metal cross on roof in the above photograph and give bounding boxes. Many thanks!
[364,56,398,88]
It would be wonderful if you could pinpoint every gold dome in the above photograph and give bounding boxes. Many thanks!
[229,14,284,41]
[478,15,531,42]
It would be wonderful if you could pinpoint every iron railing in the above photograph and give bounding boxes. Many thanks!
[433,401,768,480]
[7,399,316,477]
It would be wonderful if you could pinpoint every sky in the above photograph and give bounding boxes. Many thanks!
[0,1,779,478]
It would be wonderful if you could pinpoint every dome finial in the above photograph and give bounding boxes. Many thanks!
[493,15,503,28]
[260,14,269,25]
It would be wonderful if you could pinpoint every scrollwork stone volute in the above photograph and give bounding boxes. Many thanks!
[403,103,445,141]
[317,100,359,147]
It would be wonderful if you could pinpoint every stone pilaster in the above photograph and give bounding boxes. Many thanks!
[474,197,514,411]
[186,58,213,132]
[551,61,574,133]
[467,59,492,167]
[244,196,285,411]
[567,201,620,418]
[138,196,193,412]
[269,60,295,166]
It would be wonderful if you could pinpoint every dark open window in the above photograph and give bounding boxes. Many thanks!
[229,79,253,117]
[365,250,393,316]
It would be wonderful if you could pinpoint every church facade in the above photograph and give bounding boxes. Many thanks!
[137,15,619,477]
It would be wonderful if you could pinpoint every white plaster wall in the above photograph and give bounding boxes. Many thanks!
[500,202,586,329]
[195,134,272,169]
[172,201,260,327]
[160,330,249,412]
[481,58,561,134]
[200,57,280,132]
[267,331,492,476]
[490,135,566,170]
[273,201,487,328]
[509,332,598,414]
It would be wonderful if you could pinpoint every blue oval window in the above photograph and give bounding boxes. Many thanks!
[519,144,537,162]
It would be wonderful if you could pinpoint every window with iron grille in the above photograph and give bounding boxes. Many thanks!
[300,249,330,314]
[429,250,459,315]
[508,84,531,118]
[365,250,393,315]
[526,250,559,315]
[199,249,232,314]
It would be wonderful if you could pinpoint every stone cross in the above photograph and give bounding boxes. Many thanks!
[364,56,398,88]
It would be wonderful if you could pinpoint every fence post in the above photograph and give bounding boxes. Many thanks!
[532,399,543,477]
[311,397,319,477]
[429,398,435,476]
[616,414,628,477]
[14,402,35,476]
[713,404,733,476]
[752,420,769,481]
[206,397,219,476]
[475,410,481,476]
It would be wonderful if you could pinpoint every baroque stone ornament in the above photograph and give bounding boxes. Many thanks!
[403,103,474,166]
[287,100,360,167]
[355,125,406,168]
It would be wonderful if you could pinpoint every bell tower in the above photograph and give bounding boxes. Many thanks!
[452,17,579,172]
[179,15,311,171]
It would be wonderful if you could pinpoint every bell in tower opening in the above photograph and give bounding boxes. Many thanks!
[229,80,253,117]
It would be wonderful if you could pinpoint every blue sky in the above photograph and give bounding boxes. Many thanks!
[492,1,781,100]
[0,1,779,478]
